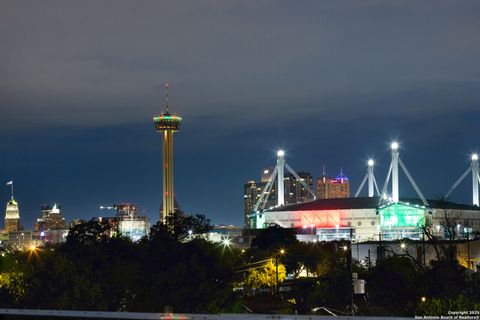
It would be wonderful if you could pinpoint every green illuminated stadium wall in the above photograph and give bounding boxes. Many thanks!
[378,203,426,228]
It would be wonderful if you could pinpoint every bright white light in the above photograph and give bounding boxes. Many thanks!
[368,159,374,167]
[264,170,269,174]
[188,230,193,235]
[391,142,399,150]
[222,238,231,246]
[400,243,406,249]
[277,150,285,157]
[472,154,478,161]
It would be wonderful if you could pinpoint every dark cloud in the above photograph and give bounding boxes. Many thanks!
[1,1,480,227]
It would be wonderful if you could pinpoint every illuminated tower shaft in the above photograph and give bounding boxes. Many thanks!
[162,130,175,217]
[154,83,182,221]
[472,155,479,206]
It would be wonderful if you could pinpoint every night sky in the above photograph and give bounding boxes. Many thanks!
[2,1,480,229]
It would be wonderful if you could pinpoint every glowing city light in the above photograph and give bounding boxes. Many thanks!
[472,153,478,161]
[277,150,285,157]
[222,238,231,246]
[368,159,374,167]
[400,243,407,249]
[391,142,399,150]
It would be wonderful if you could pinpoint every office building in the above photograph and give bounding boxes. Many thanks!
[35,204,68,244]
[317,168,350,199]
[4,197,21,233]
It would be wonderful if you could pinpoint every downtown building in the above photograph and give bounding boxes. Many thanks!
[316,168,350,199]
[4,197,21,233]
[243,168,314,228]
[34,204,69,245]
[115,203,150,242]
[1,197,36,250]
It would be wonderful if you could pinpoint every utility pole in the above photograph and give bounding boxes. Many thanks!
[275,255,279,294]
[422,229,426,267]
[467,228,471,269]
[348,228,355,316]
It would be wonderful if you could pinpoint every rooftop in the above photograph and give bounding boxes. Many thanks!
[262,197,480,212]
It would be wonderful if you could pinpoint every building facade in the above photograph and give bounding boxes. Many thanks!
[243,170,314,228]
[35,204,67,232]
[285,171,315,204]
[250,197,480,243]
[4,197,21,233]
[114,203,150,241]
[34,204,68,245]
[316,169,350,199]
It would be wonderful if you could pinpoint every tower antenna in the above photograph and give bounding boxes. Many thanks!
[165,82,170,113]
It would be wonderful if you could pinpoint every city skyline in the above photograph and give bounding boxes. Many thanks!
[2,1,480,228]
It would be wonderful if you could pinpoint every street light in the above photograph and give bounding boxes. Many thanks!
[400,242,407,250]
[222,238,231,247]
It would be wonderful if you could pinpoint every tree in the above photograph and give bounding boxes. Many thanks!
[145,210,212,244]
[366,256,421,315]
[245,259,286,292]
[251,225,297,251]
[65,218,111,246]
[420,201,463,263]
[417,295,480,315]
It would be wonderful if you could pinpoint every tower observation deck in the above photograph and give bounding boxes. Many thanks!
[153,83,182,221]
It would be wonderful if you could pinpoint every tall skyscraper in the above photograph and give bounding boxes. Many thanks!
[316,168,350,199]
[261,167,275,182]
[4,197,20,233]
[285,171,315,204]
[153,83,182,221]
[243,180,277,228]
[243,169,313,228]
[34,204,67,232]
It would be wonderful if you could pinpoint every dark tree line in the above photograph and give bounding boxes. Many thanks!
[0,211,243,313]
[1,222,479,315]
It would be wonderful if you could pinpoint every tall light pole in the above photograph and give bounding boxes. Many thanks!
[277,150,285,206]
[368,159,375,197]
[391,142,399,203]
[472,154,479,206]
